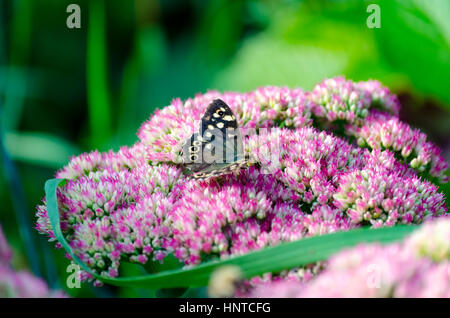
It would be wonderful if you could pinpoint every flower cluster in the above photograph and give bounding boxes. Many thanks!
[334,153,446,227]
[247,217,450,298]
[348,111,449,181]
[246,127,364,206]
[405,217,450,262]
[0,226,66,297]
[355,79,401,116]
[308,77,372,125]
[35,77,448,287]
[37,164,182,285]
[137,77,446,181]
[56,142,149,180]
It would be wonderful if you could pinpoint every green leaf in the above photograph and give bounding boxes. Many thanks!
[377,0,450,106]
[45,178,418,290]
[4,131,80,168]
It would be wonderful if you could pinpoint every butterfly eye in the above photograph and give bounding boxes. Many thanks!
[190,154,198,161]
[218,111,224,116]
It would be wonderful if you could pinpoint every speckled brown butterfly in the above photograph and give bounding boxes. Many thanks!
[180,99,249,179]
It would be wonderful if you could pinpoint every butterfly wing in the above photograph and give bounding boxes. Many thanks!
[199,99,238,133]
[181,99,248,179]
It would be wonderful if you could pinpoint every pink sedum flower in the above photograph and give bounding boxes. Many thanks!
[0,226,12,265]
[308,77,372,125]
[35,77,448,287]
[349,111,448,181]
[37,163,182,285]
[0,225,66,298]
[0,268,67,298]
[307,77,400,126]
[355,79,401,116]
[334,163,446,227]
[405,216,450,262]
[247,218,450,298]
[56,142,149,180]
[298,243,450,298]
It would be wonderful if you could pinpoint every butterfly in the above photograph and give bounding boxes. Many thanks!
[180,99,250,179]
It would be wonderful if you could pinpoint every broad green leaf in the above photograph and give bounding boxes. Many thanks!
[45,178,418,290]
[377,0,450,106]
[213,2,400,92]
[4,131,80,168]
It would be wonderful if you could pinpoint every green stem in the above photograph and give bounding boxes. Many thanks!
[0,106,42,277]
[2,0,32,132]
[87,0,112,148]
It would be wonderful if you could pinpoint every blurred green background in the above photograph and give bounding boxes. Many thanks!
[0,0,449,297]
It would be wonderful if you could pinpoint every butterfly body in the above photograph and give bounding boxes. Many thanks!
[180,99,249,179]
